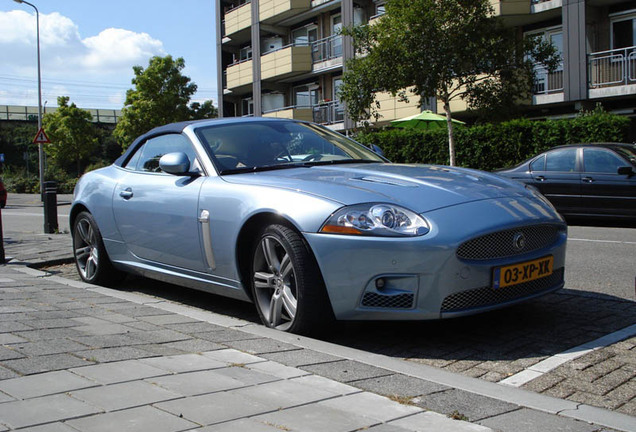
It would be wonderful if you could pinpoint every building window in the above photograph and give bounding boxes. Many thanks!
[292,25,318,46]
[241,98,254,116]
[612,15,636,49]
[293,84,319,107]
[239,46,252,62]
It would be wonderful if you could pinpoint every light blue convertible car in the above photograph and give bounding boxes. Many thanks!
[71,118,567,334]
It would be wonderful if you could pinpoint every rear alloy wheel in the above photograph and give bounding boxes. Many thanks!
[251,224,332,334]
[73,211,123,285]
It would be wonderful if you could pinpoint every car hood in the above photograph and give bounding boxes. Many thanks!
[222,163,530,214]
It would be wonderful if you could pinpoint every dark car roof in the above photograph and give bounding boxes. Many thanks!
[114,117,304,167]
[496,142,635,172]
[552,142,634,150]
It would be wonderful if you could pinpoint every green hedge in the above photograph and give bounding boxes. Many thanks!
[355,110,631,171]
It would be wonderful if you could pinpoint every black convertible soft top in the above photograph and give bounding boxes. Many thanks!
[113,120,202,167]
[113,117,303,167]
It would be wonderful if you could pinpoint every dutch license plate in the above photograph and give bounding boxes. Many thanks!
[492,256,554,290]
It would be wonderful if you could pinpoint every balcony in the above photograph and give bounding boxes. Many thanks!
[313,101,345,125]
[262,105,314,121]
[489,0,531,16]
[374,90,421,123]
[311,35,343,70]
[530,0,562,13]
[532,62,564,104]
[588,46,636,98]
[259,0,310,23]
[224,2,252,37]
[261,45,312,80]
[226,59,254,91]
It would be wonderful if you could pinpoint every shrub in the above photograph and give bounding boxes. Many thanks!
[355,108,631,171]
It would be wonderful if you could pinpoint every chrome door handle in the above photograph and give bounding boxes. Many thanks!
[119,188,133,199]
[582,176,594,183]
[535,176,546,182]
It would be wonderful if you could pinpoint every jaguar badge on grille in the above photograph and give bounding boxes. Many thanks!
[513,232,526,251]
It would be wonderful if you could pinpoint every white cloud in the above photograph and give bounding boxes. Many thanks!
[83,28,165,70]
[0,10,165,108]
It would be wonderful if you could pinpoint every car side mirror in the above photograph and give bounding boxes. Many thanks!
[617,166,634,176]
[371,144,385,158]
[159,152,195,176]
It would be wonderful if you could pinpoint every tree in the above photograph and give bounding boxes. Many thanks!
[190,100,219,119]
[340,0,558,166]
[114,55,217,149]
[42,96,98,175]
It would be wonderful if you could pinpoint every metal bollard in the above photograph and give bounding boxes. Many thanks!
[0,206,5,264]
[43,181,58,234]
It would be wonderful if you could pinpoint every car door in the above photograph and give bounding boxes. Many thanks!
[581,147,636,217]
[529,147,581,214]
[112,133,207,272]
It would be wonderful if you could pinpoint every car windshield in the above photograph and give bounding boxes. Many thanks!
[613,145,636,164]
[194,120,385,174]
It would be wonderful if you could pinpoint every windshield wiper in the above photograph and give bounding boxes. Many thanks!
[219,159,382,175]
[301,159,382,166]
[219,162,313,175]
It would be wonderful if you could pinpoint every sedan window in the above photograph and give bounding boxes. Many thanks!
[529,155,545,172]
[583,148,625,173]
[545,148,577,172]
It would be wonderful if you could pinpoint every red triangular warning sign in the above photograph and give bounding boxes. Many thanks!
[33,128,51,144]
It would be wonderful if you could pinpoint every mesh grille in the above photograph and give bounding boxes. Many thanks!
[457,224,561,261]
[361,292,415,309]
[440,268,564,313]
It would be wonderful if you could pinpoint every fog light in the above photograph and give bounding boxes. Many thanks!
[375,278,386,289]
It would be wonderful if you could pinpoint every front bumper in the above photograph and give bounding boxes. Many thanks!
[304,196,567,321]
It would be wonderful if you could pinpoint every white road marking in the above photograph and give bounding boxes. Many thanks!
[568,238,636,245]
[2,212,69,218]
[499,323,636,387]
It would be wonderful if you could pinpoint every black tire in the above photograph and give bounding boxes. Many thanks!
[251,224,334,334]
[72,211,124,285]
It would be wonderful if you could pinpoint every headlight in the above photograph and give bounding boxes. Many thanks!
[320,203,430,237]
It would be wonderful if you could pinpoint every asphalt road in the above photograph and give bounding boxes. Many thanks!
[1,194,634,301]
[565,224,636,301]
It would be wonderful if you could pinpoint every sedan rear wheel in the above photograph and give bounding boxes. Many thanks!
[251,224,333,334]
[73,211,123,285]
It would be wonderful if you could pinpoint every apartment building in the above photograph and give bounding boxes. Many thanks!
[215,0,421,130]
[215,0,636,129]
[491,0,636,121]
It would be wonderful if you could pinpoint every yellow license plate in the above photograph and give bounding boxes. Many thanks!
[493,256,553,290]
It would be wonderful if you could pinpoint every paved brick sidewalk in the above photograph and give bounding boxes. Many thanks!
[0,265,492,432]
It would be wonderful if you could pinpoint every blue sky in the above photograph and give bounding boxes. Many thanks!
[0,0,217,109]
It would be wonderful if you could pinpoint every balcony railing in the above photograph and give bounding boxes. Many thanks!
[311,35,343,63]
[312,101,345,125]
[588,46,636,88]
[533,63,564,95]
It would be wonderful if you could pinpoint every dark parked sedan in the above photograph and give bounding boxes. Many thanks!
[497,143,636,220]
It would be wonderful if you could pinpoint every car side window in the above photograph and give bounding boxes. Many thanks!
[127,134,198,173]
[583,148,625,173]
[529,155,545,172]
[545,148,577,172]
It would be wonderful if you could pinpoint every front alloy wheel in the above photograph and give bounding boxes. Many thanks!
[251,224,333,334]
[253,233,298,331]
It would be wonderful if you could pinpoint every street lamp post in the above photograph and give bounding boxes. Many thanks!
[13,0,44,197]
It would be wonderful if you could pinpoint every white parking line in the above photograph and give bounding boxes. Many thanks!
[568,238,636,245]
[1,212,69,218]
[499,323,636,387]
